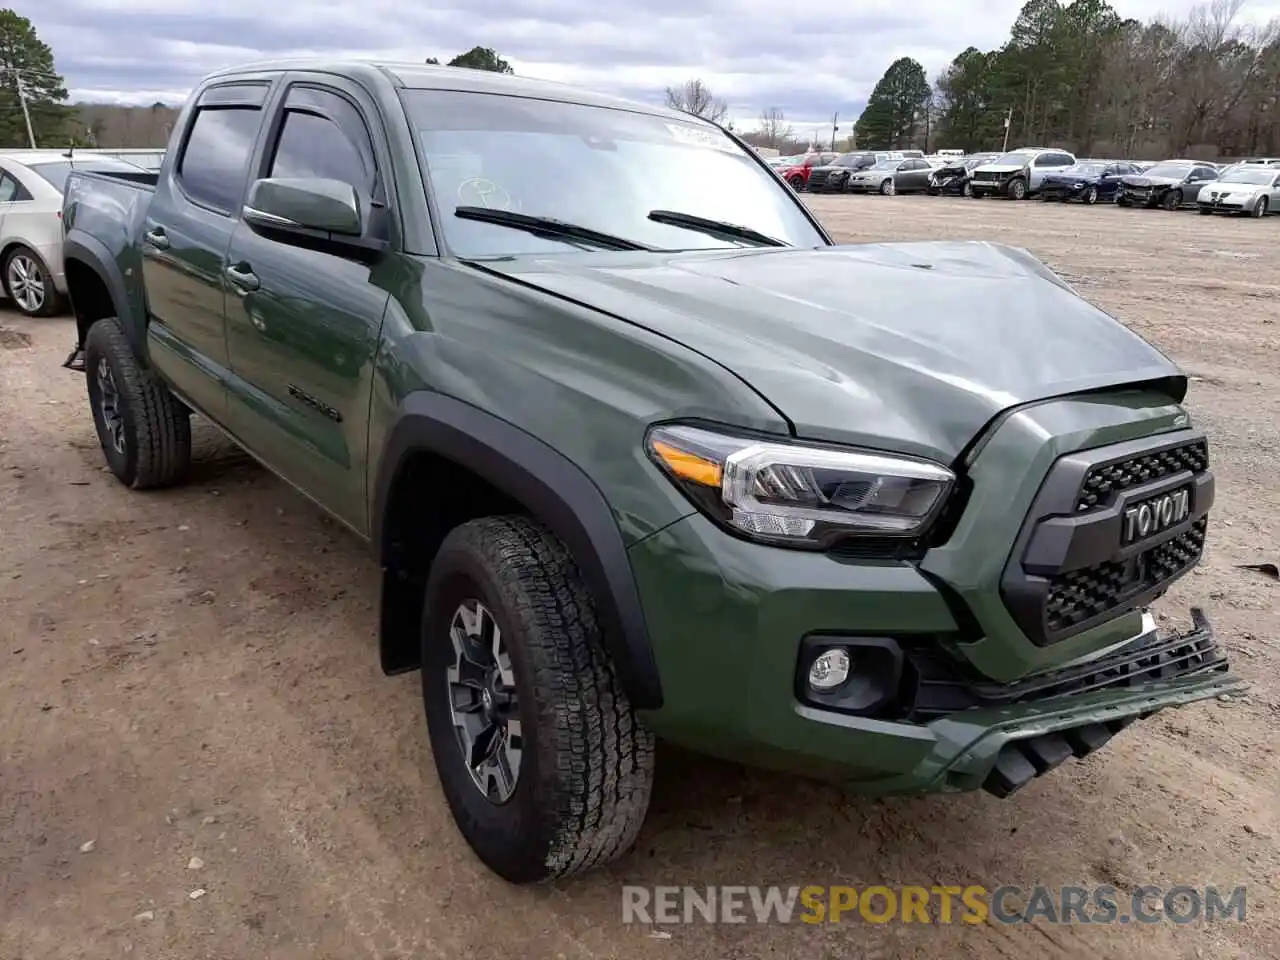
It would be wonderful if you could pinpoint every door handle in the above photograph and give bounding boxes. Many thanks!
[225,263,260,292]
[144,227,169,250]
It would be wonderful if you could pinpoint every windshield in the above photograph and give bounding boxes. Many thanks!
[1220,167,1276,185]
[27,157,149,194]
[1143,163,1194,179]
[869,160,899,171]
[834,154,864,167]
[963,156,996,169]
[990,152,1032,166]
[404,91,826,257]
[1063,162,1105,176]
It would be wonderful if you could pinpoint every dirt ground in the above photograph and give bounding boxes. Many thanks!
[1,196,1277,960]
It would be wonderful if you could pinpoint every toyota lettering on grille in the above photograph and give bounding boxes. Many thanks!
[1122,487,1191,546]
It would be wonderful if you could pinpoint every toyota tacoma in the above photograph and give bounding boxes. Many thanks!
[59,60,1245,885]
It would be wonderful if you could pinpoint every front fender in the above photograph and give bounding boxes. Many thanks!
[372,390,663,709]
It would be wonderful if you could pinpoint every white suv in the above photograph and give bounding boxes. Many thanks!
[0,151,153,317]
[968,147,1077,200]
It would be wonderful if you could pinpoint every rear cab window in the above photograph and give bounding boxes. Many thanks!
[175,82,270,215]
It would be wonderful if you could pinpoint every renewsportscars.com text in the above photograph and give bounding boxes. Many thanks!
[621,884,1247,925]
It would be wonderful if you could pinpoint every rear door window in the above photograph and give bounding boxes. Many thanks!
[177,106,265,214]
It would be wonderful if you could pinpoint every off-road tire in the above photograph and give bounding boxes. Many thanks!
[3,245,63,317]
[84,317,191,489]
[421,515,655,884]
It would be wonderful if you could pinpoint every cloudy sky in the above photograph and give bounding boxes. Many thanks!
[34,0,1280,136]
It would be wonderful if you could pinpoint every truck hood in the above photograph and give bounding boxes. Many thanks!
[474,242,1183,463]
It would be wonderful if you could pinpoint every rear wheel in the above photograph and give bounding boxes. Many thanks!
[421,515,655,883]
[788,175,804,190]
[3,245,62,318]
[84,318,191,489]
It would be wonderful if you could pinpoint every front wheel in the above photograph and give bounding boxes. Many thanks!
[421,515,655,884]
[3,245,62,317]
[963,182,975,198]
[1161,189,1182,211]
[788,176,804,191]
[1007,178,1027,200]
[1198,206,1214,216]
[880,178,895,196]
[84,318,191,489]
[1252,196,1268,218]
[1084,186,1099,205]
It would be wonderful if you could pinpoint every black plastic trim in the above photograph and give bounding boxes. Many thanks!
[371,391,663,708]
[1000,429,1213,646]
[62,235,141,356]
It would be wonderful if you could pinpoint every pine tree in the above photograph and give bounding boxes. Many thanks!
[0,9,69,148]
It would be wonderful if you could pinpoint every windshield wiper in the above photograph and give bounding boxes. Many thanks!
[454,206,654,251]
[647,210,787,248]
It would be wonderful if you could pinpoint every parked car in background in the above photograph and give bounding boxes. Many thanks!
[969,148,1077,199]
[928,152,1000,196]
[1196,165,1280,217]
[0,150,156,317]
[1116,160,1218,210]
[1038,160,1140,204]
[778,152,839,190]
[806,152,878,192]
[846,156,934,195]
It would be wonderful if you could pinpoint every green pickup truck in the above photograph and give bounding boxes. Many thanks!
[60,59,1245,884]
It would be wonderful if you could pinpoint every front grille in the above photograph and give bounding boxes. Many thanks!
[1076,440,1209,511]
[808,170,830,186]
[903,606,1227,722]
[1045,517,1207,633]
[973,172,999,182]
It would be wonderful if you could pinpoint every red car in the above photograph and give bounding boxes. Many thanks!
[778,152,839,190]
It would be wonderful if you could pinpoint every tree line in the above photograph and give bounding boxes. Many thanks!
[909,0,1277,158]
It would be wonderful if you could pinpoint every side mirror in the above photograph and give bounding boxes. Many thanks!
[243,177,386,262]
[245,177,364,235]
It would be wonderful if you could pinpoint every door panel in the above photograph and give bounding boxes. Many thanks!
[142,87,270,420]
[223,82,391,533]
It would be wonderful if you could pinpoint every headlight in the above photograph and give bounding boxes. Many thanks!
[645,423,955,549]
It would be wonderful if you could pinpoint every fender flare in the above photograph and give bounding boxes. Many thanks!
[62,234,144,355]
[372,391,663,709]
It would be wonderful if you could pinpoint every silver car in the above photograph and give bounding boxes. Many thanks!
[1197,165,1280,217]
[845,157,934,195]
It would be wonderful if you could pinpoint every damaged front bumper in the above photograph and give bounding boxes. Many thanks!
[813,607,1247,798]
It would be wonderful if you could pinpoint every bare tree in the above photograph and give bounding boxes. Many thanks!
[664,78,729,124]
[757,107,794,147]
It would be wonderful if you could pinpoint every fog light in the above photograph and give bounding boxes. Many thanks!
[808,648,851,691]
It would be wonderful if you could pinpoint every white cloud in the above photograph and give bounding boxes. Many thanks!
[35,0,1280,132]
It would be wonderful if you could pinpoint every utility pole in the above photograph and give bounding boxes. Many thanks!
[1001,107,1013,153]
[830,111,839,151]
[9,69,38,148]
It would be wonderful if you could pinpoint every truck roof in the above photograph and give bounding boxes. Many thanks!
[204,59,695,123]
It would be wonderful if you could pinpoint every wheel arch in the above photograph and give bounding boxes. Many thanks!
[63,235,142,356]
[372,391,663,709]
